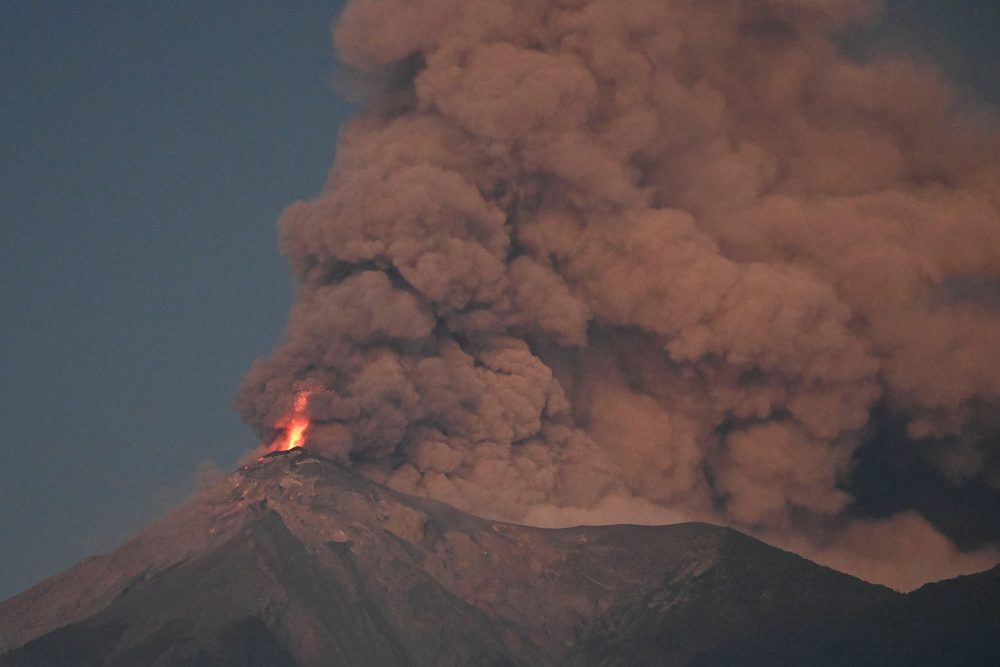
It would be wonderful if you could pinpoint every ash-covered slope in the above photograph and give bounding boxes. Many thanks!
[0,450,993,666]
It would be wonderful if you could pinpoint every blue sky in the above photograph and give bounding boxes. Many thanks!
[1,1,351,600]
[0,1,996,601]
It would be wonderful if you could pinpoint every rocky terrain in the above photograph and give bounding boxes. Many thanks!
[1,449,996,666]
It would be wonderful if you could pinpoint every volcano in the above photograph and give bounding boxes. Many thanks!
[1,449,997,666]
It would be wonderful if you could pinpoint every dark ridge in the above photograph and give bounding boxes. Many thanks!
[1,452,995,666]
[0,622,124,667]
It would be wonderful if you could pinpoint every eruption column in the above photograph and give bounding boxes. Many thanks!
[238,0,1000,589]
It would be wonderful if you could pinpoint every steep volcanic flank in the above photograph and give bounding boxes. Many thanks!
[2,450,996,666]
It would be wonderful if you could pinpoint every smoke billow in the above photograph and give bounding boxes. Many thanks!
[237,0,1000,590]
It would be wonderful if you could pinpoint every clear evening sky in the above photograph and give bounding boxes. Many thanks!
[1,1,997,601]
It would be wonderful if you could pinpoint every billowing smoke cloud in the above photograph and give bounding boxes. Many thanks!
[237,0,1000,589]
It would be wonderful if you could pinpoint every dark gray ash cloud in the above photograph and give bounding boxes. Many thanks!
[237,0,1000,590]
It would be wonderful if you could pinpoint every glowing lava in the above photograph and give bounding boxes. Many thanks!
[267,390,312,453]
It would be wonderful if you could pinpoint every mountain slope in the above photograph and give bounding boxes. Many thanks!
[0,449,993,666]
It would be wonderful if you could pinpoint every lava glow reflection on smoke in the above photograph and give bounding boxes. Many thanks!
[267,391,311,453]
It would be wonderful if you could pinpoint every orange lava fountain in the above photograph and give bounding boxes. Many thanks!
[267,390,312,453]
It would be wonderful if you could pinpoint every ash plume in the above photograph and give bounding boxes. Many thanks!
[237,0,1000,589]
